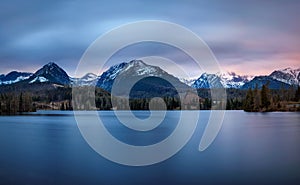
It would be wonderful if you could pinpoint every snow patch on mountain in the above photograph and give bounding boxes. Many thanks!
[121,60,160,76]
[0,71,32,85]
[71,73,99,86]
[179,78,197,86]
[269,67,300,86]
[96,62,127,91]
[192,73,223,88]
[29,76,49,84]
[32,62,70,85]
[191,72,253,89]
[0,75,31,85]
[219,72,253,88]
[81,73,98,81]
[96,60,185,92]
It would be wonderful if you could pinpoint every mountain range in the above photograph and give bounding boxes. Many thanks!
[0,61,299,91]
[0,71,32,85]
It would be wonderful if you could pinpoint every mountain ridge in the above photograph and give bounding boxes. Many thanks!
[0,71,32,85]
[0,61,299,89]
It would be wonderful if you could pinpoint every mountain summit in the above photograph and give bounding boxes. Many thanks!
[269,67,300,86]
[191,72,252,89]
[0,61,299,90]
[29,62,70,85]
[71,73,99,86]
[96,60,188,93]
[96,62,127,91]
[121,60,165,76]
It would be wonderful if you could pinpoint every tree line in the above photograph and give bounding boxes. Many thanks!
[243,85,300,112]
[0,92,35,115]
[0,84,299,114]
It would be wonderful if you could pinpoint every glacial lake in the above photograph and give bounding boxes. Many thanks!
[0,111,299,185]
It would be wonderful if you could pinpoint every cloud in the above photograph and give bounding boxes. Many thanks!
[0,0,299,76]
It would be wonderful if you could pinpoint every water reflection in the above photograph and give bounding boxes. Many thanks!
[0,111,299,184]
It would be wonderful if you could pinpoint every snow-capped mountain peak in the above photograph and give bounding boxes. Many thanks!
[71,73,99,86]
[96,60,161,91]
[35,62,65,76]
[121,60,161,76]
[101,62,127,81]
[219,72,253,88]
[269,67,300,86]
[96,59,184,91]
[96,62,127,91]
[192,73,223,88]
[0,61,298,89]
[125,59,146,68]
[191,72,253,89]
[31,62,70,85]
[179,77,197,86]
[280,67,300,75]
[81,73,98,81]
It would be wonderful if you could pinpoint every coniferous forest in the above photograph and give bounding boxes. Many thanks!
[242,85,300,112]
[0,83,299,114]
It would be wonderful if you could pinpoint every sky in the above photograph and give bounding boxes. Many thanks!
[0,0,300,78]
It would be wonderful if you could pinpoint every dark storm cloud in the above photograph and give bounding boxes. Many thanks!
[0,0,299,76]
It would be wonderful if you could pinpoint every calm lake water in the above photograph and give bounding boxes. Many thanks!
[0,111,299,185]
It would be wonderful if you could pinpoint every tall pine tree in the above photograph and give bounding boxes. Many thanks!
[243,88,254,111]
[261,84,271,110]
[295,86,300,102]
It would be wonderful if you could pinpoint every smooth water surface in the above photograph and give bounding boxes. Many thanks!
[0,111,299,185]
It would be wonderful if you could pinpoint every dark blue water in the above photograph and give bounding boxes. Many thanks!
[0,111,299,185]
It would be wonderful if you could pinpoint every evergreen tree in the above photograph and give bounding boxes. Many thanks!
[243,88,254,111]
[204,98,211,110]
[60,102,65,110]
[261,84,271,110]
[253,84,260,111]
[295,86,300,101]
[226,99,232,110]
[19,93,23,112]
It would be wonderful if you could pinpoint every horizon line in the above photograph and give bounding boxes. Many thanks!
[0,60,299,79]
